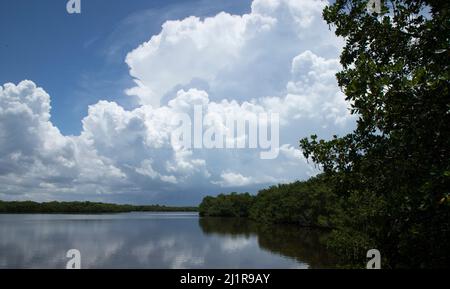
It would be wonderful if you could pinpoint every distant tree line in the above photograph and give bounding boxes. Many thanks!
[0,200,197,214]
[199,192,255,218]
[199,174,336,228]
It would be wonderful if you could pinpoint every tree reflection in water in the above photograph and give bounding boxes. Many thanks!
[199,217,337,268]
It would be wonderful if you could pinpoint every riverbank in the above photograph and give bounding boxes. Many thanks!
[0,200,197,214]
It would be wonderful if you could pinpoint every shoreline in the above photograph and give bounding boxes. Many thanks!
[0,200,198,214]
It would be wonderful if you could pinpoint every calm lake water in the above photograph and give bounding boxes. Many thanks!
[0,212,335,269]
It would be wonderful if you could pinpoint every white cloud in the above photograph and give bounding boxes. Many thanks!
[0,81,127,200]
[213,172,253,187]
[125,0,342,106]
[0,0,355,204]
[212,171,281,188]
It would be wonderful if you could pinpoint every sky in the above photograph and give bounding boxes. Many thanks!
[0,0,356,205]
[0,0,253,135]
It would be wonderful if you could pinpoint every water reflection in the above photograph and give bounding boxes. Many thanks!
[199,218,336,269]
[0,213,335,268]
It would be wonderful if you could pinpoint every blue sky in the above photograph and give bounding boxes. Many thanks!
[0,0,252,135]
[0,0,354,205]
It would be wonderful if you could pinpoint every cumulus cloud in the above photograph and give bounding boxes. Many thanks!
[125,0,342,107]
[0,0,355,204]
[0,81,127,200]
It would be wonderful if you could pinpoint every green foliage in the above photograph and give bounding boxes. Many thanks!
[200,0,450,268]
[199,193,255,217]
[300,0,450,268]
[249,175,337,227]
[199,175,337,228]
[0,200,197,214]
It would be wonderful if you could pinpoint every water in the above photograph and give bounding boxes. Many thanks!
[0,212,335,269]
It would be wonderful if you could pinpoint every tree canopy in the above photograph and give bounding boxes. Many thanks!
[200,0,450,268]
[300,0,450,268]
[199,175,337,228]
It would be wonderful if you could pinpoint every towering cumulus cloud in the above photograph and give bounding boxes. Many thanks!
[0,0,355,204]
